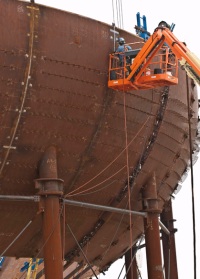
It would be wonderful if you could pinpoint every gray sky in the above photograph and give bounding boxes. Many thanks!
[33,1,200,278]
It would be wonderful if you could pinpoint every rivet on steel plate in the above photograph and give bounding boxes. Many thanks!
[27,33,30,37]
[25,54,29,58]
[21,82,24,85]
[29,84,32,87]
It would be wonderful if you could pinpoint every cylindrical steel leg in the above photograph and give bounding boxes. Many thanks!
[35,146,64,279]
[142,173,164,279]
[144,214,164,279]
[42,193,63,279]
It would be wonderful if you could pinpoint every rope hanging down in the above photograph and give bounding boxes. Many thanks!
[186,74,197,279]
[112,0,124,29]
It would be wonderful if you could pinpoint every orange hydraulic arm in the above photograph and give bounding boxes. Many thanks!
[108,23,200,91]
[129,25,200,84]
[159,27,200,84]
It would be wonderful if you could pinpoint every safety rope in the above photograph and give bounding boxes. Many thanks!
[73,180,116,196]
[122,74,134,278]
[89,87,155,277]
[66,118,150,197]
[90,115,150,275]
[117,86,169,278]
[74,109,151,277]
[67,165,126,197]
[186,74,197,279]
[64,84,169,275]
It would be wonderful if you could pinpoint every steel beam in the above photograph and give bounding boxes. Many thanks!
[0,195,38,202]
[63,199,147,217]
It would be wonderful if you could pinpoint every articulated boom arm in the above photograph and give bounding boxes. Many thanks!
[162,29,200,84]
[108,25,200,91]
[129,26,200,84]
[127,28,167,82]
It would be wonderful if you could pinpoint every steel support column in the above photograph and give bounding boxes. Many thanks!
[161,199,178,279]
[125,248,138,279]
[35,146,64,279]
[142,173,164,279]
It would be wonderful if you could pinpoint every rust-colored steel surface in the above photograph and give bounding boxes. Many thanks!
[0,0,199,276]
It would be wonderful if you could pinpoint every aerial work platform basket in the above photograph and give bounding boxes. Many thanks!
[108,45,179,91]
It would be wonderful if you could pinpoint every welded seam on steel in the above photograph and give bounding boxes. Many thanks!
[64,87,170,265]
[0,5,37,175]
[66,89,115,192]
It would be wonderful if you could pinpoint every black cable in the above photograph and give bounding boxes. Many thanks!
[186,74,197,279]
[117,261,125,279]
[67,224,98,279]
[122,236,144,279]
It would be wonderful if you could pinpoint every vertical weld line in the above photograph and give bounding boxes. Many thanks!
[0,6,36,175]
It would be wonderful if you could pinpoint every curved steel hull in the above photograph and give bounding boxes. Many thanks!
[0,0,198,276]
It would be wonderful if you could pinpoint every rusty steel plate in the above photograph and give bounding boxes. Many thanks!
[0,0,199,276]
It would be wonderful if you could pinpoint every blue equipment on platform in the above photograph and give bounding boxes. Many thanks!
[135,12,150,40]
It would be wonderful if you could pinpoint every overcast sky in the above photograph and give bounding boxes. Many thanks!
[32,1,200,278]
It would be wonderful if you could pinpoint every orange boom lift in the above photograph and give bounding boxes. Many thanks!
[108,22,200,91]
